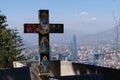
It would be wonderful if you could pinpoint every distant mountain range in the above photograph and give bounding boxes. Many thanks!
[50,27,118,44]
[79,28,117,41]
[22,27,119,46]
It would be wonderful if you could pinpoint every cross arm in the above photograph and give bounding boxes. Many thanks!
[24,24,47,33]
[49,24,64,33]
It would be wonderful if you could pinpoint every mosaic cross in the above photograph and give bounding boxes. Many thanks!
[24,10,64,75]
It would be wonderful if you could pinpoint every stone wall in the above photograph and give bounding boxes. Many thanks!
[13,61,40,80]
[13,60,120,80]
[0,67,31,80]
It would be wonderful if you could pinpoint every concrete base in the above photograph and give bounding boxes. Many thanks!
[14,60,120,80]
[50,60,120,80]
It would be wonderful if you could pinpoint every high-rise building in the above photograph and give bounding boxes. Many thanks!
[71,34,78,62]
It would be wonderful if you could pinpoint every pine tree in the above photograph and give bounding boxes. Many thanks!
[0,12,27,68]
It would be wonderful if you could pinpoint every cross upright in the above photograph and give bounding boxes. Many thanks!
[24,10,64,75]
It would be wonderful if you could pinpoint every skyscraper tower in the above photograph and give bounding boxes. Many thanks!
[71,34,78,62]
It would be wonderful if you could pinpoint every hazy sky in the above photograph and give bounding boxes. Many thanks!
[1,0,120,35]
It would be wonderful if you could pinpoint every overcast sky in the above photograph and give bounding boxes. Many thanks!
[1,0,120,35]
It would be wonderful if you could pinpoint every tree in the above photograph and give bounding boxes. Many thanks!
[0,12,27,68]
